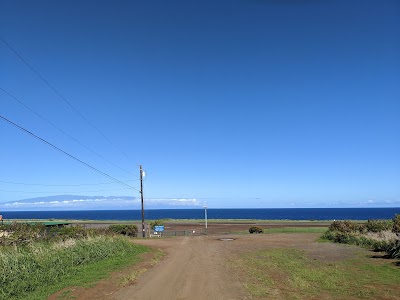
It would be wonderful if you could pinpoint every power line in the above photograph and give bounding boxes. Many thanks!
[0,114,141,193]
[0,36,130,160]
[0,188,132,194]
[0,87,137,178]
[0,179,139,187]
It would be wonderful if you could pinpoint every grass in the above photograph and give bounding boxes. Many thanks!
[0,236,149,300]
[230,248,400,299]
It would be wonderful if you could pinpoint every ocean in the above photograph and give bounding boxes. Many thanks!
[1,207,400,221]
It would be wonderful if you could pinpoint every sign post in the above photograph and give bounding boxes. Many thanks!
[154,225,164,237]
[154,225,164,232]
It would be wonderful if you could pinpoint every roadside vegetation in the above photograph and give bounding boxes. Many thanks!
[321,215,400,259]
[0,223,149,300]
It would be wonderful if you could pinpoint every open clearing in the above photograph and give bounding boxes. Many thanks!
[52,231,400,300]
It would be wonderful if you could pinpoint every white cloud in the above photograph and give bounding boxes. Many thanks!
[0,196,201,210]
[146,198,201,206]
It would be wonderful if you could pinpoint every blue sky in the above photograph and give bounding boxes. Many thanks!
[1,0,399,209]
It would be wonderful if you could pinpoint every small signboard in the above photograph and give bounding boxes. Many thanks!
[154,225,164,232]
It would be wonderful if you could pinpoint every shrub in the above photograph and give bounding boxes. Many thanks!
[0,223,47,246]
[325,216,400,259]
[108,224,138,237]
[365,219,393,233]
[387,240,400,259]
[393,214,400,234]
[50,225,88,240]
[328,220,364,233]
[249,226,263,234]
[372,240,393,252]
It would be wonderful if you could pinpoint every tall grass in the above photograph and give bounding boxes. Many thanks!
[322,218,400,258]
[0,236,147,300]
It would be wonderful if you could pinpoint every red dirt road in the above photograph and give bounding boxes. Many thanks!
[115,236,247,300]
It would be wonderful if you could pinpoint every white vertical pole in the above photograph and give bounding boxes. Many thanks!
[204,206,208,229]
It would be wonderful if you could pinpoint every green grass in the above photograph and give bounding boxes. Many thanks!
[231,248,400,299]
[0,236,149,300]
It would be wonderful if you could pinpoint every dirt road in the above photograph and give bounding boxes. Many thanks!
[115,236,246,300]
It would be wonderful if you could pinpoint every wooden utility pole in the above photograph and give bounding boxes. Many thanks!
[140,165,145,238]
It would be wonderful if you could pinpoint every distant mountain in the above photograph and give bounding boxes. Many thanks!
[0,195,201,211]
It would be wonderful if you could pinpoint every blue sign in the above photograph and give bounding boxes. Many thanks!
[154,225,164,232]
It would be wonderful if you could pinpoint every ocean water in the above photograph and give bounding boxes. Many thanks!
[2,208,400,221]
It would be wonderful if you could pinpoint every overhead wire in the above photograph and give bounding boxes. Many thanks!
[0,179,139,186]
[0,114,141,193]
[0,35,131,160]
[0,188,133,194]
[0,87,137,178]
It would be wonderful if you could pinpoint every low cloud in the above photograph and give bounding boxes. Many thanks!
[146,198,200,206]
[0,196,201,211]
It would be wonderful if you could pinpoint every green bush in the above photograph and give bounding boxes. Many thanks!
[50,225,88,240]
[328,220,364,233]
[324,217,400,260]
[372,240,393,252]
[0,223,143,247]
[249,226,263,234]
[323,231,392,251]
[365,219,393,233]
[393,214,400,234]
[387,240,400,259]
[0,223,47,246]
[108,224,138,237]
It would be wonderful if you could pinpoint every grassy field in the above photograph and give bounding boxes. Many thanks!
[231,247,400,299]
[0,236,149,300]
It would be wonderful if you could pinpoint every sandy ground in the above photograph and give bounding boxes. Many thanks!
[50,231,367,300]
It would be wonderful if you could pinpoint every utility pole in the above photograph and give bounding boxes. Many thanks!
[140,165,145,238]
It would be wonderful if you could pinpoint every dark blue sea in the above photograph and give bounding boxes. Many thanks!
[2,208,400,221]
